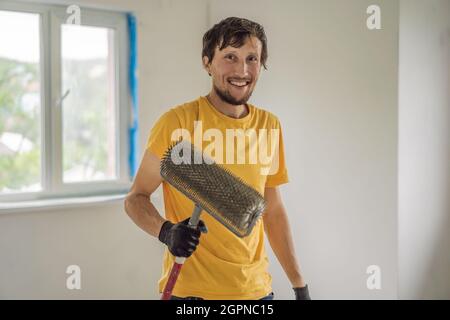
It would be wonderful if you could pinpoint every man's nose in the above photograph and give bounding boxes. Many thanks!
[235,60,249,77]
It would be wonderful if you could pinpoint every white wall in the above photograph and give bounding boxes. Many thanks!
[399,0,450,299]
[0,0,209,299]
[209,0,399,299]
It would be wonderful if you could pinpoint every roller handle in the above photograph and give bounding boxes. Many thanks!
[160,204,202,300]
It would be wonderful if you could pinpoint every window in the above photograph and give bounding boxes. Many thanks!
[0,1,132,204]
[0,10,42,194]
[61,24,117,183]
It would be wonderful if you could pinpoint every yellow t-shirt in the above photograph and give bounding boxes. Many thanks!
[146,96,289,300]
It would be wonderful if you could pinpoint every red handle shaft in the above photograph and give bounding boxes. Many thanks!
[161,261,184,300]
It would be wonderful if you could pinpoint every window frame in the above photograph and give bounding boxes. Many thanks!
[0,1,133,203]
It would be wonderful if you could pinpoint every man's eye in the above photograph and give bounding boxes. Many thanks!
[225,54,235,60]
[248,56,258,62]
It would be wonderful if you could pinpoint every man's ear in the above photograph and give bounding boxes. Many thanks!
[202,56,212,76]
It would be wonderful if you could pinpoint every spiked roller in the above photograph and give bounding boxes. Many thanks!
[160,139,266,300]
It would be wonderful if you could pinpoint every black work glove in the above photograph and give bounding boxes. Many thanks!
[158,218,207,258]
[294,285,311,300]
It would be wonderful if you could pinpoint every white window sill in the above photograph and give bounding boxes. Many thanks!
[0,194,127,214]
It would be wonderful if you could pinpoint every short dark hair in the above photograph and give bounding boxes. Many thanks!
[202,17,268,69]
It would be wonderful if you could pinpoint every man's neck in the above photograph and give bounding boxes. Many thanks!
[206,91,249,119]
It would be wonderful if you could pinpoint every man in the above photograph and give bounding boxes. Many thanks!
[124,17,310,300]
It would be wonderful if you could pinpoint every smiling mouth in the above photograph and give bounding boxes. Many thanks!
[228,79,250,87]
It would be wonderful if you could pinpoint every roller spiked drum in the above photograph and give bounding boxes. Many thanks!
[160,140,266,300]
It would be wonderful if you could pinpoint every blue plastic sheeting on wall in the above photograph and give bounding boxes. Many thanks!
[127,13,138,178]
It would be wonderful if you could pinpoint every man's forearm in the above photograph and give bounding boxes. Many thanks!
[264,210,306,288]
[124,193,167,238]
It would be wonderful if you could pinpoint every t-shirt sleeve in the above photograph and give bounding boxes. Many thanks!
[146,109,182,159]
[265,119,289,188]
